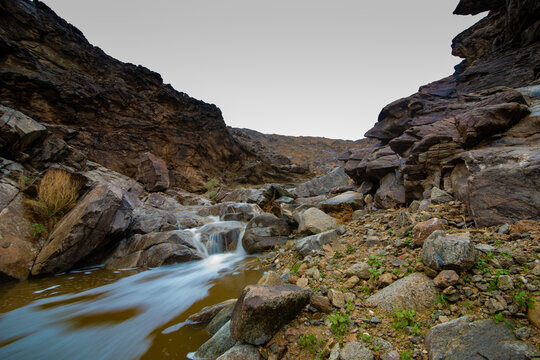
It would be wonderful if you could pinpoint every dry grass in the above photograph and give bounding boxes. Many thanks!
[26,169,82,231]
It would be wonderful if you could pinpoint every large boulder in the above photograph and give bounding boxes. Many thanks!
[0,105,46,154]
[421,231,476,271]
[31,183,134,276]
[297,207,337,234]
[292,167,350,198]
[295,228,343,257]
[425,316,533,360]
[230,285,312,345]
[194,320,236,360]
[137,152,170,192]
[320,191,364,212]
[106,230,202,269]
[242,214,290,254]
[365,273,437,312]
[374,172,406,208]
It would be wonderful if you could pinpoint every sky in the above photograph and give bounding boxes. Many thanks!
[44,0,483,140]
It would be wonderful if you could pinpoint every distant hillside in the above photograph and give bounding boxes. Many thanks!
[230,128,377,175]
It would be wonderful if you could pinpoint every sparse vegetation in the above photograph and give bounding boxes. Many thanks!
[514,291,535,309]
[328,311,350,339]
[297,334,324,355]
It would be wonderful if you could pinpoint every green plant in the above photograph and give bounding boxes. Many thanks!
[368,254,384,268]
[403,237,412,246]
[493,312,515,330]
[30,223,47,237]
[400,350,413,360]
[26,169,82,231]
[207,190,217,200]
[361,285,371,295]
[345,299,354,314]
[297,334,323,355]
[204,178,219,191]
[514,291,535,309]
[346,244,354,255]
[499,251,512,258]
[328,312,350,338]
[436,293,448,307]
[369,267,383,280]
[333,250,344,259]
[320,269,326,278]
[391,310,417,331]
[290,262,302,276]
[476,256,492,274]
[488,269,509,291]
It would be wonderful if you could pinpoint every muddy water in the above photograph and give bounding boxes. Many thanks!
[0,253,262,360]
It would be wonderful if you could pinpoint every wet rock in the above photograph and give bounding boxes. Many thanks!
[292,167,349,198]
[216,344,261,360]
[200,221,245,254]
[339,341,374,360]
[230,285,312,345]
[430,187,453,204]
[295,229,342,257]
[422,231,476,271]
[207,302,236,335]
[31,183,134,276]
[310,295,333,313]
[187,299,237,325]
[198,202,263,221]
[433,270,459,288]
[346,262,371,280]
[365,273,437,311]
[412,218,444,246]
[425,316,532,360]
[194,320,236,359]
[297,207,337,234]
[242,214,290,254]
[106,230,202,269]
[137,152,169,192]
[320,191,364,212]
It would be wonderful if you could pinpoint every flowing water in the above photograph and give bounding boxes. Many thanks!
[0,219,262,360]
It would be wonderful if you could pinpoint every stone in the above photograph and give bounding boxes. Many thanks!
[425,316,532,360]
[486,298,506,314]
[365,273,437,312]
[514,327,531,341]
[257,271,284,286]
[433,270,459,288]
[328,289,346,308]
[242,214,291,254]
[412,218,444,246]
[497,275,514,291]
[320,191,364,212]
[296,277,309,287]
[346,262,371,280]
[197,202,263,220]
[219,188,264,204]
[129,205,179,234]
[305,267,321,280]
[379,273,394,286]
[216,344,261,360]
[187,299,237,325]
[297,207,337,235]
[430,187,453,204]
[343,276,360,289]
[310,295,333,313]
[31,183,134,276]
[380,350,400,360]
[230,285,311,345]
[295,229,341,257]
[292,167,350,198]
[528,295,540,329]
[374,172,405,208]
[194,321,236,359]
[207,303,236,335]
[137,152,170,192]
[510,220,539,234]
[0,105,46,153]
[421,231,476,271]
[339,341,374,360]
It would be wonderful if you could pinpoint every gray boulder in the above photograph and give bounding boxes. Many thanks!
[374,172,406,208]
[217,344,261,360]
[230,285,312,345]
[194,320,236,359]
[187,299,237,325]
[340,341,374,360]
[425,316,533,360]
[320,191,364,212]
[295,228,344,257]
[0,104,46,153]
[292,167,349,197]
[430,187,453,204]
[365,272,437,312]
[242,214,290,254]
[297,207,337,234]
[422,231,476,271]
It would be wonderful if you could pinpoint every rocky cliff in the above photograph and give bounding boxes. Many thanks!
[0,0,296,191]
[341,0,540,226]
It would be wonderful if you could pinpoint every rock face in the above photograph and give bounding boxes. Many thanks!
[0,0,298,190]
[425,316,533,360]
[340,0,540,226]
[242,214,291,254]
[365,273,437,312]
[292,167,350,198]
[421,231,476,271]
[31,183,134,276]
[0,105,46,155]
[230,285,312,345]
[137,152,169,192]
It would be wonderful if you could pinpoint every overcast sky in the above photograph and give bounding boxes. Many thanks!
[44,0,482,140]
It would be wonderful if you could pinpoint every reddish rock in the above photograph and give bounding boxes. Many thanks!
[413,218,445,246]
[310,295,333,313]
[137,152,170,192]
[433,270,460,288]
[510,219,539,234]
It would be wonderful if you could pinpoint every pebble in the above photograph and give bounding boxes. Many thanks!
[497,275,514,291]
[515,327,531,340]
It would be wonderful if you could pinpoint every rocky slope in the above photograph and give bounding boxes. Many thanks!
[0,0,297,191]
[340,0,540,227]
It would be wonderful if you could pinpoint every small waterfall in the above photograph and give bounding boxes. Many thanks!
[185,217,247,257]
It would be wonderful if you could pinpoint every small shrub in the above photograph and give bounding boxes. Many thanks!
[297,334,323,355]
[205,178,219,191]
[391,310,416,331]
[514,291,535,309]
[333,250,344,259]
[493,312,515,329]
[436,293,448,307]
[400,350,413,360]
[346,244,354,255]
[207,190,217,200]
[290,262,302,276]
[328,312,350,338]
[30,223,47,237]
[26,169,82,231]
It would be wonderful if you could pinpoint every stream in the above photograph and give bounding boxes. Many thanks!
[0,219,263,360]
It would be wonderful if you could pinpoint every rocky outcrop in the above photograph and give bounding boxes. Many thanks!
[137,152,169,192]
[341,0,540,226]
[31,183,134,276]
[0,0,299,190]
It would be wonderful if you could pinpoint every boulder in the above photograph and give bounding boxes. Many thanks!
[422,231,476,271]
[207,302,236,335]
[425,316,533,360]
[295,228,343,257]
[412,218,445,246]
[242,214,290,254]
[194,320,236,360]
[187,299,237,325]
[0,104,46,153]
[320,191,364,212]
[292,167,349,198]
[365,273,437,312]
[129,205,178,234]
[297,207,337,234]
[257,271,284,286]
[339,342,374,360]
[219,188,264,204]
[106,230,202,269]
[216,344,261,360]
[374,172,406,208]
[137,152,170,192]
[346,262,371,280]
[230,285,312,345]
[430,187,453,204]
[31,183,134,276]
